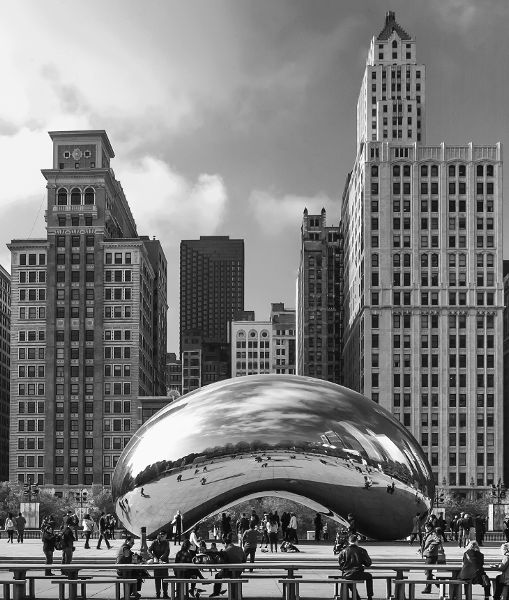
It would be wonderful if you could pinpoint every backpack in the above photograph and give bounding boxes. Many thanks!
[54,533,63,551]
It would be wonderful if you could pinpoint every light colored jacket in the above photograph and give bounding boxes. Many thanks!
[289,516,297,529]
[494,555,509,585]
[82,518,95,532]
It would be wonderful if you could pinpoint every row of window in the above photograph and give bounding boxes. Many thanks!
[105,252,132,265]
[56,402,94,414]
[18,401,44,413]
[19,271,45,283]
[105,306,131,319]
[19,254,46,266]
[57,215,93,227]
[56,270,95,283]
[18,366,44,378]
[379,352,495,370]
[17,438,44,450]
[54,456,94,468]
[105,288,132,300]
[56,235,95,248]
[19,289,46,301]
[56,383,94,395]
[103,418,131,431]
[371,164,495,178]
[56,365,95,378]
[104,383,132,396]
[18,347,45,360]
[56,187,95,206]
[55,419,93,431]
[105,270,132,282]
[104,365,131,377]
[56,253,95,265]
[55,330,95,342]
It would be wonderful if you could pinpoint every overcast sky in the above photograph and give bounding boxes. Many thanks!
[1,0,508,351]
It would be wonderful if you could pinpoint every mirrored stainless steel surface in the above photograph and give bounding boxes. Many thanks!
[112,375,433,540]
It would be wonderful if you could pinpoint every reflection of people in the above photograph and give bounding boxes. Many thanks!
[337,535,373,600]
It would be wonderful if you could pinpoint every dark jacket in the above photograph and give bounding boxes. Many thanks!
[422,532,441,558]
[149,539,170,561]
[338,544,372,578]
[459,549,485,581]
[42,530,56,553]
[61,526,75,550]
[222,543,246,577]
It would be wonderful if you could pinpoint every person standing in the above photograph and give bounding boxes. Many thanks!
[459,540,490,600]
[323,523,329,541]
[221,513,231,542]
[82,513,95,549]
[66,510,79,542]
[117,544,140,600]
[409,513,422,546]
[41,524,56,576]
[149,530,170,599]
[108,514,117,539]
[172,510,182,545]
[210,534,246,598]
[249,510,260,529]
[347,513,357,536]
[421,526,442,593]
[337,535,373,600]
[242,522,259,571]
[267,515,279,553]
[287,513,298,544]
[281,512,290,540]
[4,513,15,543]
[314,513,323,542]
[236,513,249,542]
[189,524,201,557]
[96,512,111,550]
[475,514,486,546]
[61,522,75,568]
[15,512,26,543]
[450,514,460,543]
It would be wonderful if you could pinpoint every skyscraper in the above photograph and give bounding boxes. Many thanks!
[296,208,342,383]
[180,236,244,350]
[341,13,503,496]
[9,130,167,491]
[179,236,244,393]
[0,265,10,481]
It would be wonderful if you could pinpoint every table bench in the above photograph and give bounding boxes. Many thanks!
[164,577,245,600]
[0,580,26,600]
[329,574,393,599]
[393,578,472,600]
[51,578,137,600]
[26,575,68,599]
[280,577,364,600]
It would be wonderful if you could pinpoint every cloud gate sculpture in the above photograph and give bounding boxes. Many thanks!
[112,375,433,540]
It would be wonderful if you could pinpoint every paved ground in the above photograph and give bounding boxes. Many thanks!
[0,537,504,599]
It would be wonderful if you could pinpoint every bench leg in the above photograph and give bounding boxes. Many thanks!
[69,581,78,600]
[58,583,65,600]
[408,583,415,600]
[3,583,11,600]
[340,583,357,600]
[170,582,176,600]
[228,582,243,600]
[28,579,35,600]
[80,582,87,600]
[121,582,131,600]
[386,578,392,600]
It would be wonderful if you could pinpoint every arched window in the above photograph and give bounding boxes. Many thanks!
[57,188,67,205]
[420,164,428,177]
[84,187,95,205]
[392,40,398,48]
[70,188,81,205]
[430,165,439,177]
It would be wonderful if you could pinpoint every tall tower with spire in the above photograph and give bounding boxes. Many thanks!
[341,13,503,498]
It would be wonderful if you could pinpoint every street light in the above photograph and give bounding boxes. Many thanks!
[22,476,39,502]
[491,479,506,504]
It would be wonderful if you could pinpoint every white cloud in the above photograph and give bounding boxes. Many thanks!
[116,156,228,244]
[248,189,339,234]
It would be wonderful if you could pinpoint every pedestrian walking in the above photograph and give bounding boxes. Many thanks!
[15,512,26,543]
[4,513,14,543]
[409,512,422,546]
[82,513,95,549]
[96,511,111,549]
[421,526,443,593]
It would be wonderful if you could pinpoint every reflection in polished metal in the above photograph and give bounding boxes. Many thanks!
[112,375,433,540]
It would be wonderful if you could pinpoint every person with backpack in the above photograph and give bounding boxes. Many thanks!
[4,513,15,543]
[96,512,111,550]
[41,523,57,576]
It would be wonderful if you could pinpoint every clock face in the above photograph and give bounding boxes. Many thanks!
[72,148,83,161]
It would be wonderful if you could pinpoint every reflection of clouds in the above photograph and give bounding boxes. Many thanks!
[116,375,432,495]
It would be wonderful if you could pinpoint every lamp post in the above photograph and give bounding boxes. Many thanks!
[491,479,506,504]
[75,489,89,518]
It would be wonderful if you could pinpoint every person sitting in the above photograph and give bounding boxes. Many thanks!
[492,542,509,600]
[280,540,300,552]
[210,533,246,598]
[117,544,140,600]
[459,541,490,600]
[175,539,205,598]
[337,534,373,600]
